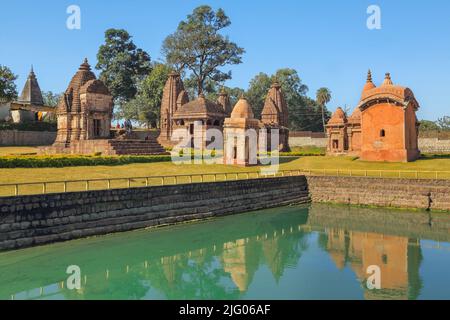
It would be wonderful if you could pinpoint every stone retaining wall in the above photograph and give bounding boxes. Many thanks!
[1,175,450,252]
[289,136,328,148]
[288,135,450,153]
[419,138,450,153]
[307,176,450,211]
[0,176,310,251]
[0,130,56,146]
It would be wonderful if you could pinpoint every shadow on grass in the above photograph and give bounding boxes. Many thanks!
[278,156,301,164]
[420,154,450,160]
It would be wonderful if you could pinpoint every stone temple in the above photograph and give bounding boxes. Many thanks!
[158,74,290,156]
[223,96,260,166]
[9,67,55,123]
[40,59,166,155]
[326,71,420,162]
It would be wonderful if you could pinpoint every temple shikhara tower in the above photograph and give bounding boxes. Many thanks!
[9,67,54,123]
[261,81,290,152]
[158,72,189,146]
[326,71,420,162]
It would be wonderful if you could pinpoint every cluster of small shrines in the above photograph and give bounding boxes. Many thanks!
[14,59,421,163]
[157,71,290,165]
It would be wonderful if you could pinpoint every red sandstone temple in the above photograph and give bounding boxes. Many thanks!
[326,71,420,162]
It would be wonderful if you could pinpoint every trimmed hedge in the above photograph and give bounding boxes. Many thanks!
[0,155,172,168]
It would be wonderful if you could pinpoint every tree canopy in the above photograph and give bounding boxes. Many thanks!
[121,63,172,128]
[0,65,18,101]
[162,5,244,96]
[245,68,328,131]
[42,91,61,107]
[437,116,450,131]
[96,28,152,106]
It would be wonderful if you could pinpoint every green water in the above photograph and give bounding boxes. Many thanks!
[1,203,450,300]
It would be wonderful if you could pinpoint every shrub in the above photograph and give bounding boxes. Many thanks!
[0,154,172,168]
[278,146,326,157]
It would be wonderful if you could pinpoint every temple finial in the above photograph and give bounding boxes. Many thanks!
[80,58,91,71]
[367,69,372,82]
[382,72,393,86]
[29,65,36,78]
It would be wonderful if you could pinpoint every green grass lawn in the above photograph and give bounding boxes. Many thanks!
[0,146,449,196]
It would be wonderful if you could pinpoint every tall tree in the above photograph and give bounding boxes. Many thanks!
[246,72,272,119]
[0,65,18,101]
[96,28,152,106]
[162,5,245,96]
[316,87,332,132]
[122,63,171,128]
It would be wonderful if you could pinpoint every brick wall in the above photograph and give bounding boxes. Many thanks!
[307,176,450,211]
[0,130,56,146]
[0,176,310,251]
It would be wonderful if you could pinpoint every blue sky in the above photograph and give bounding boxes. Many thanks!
[1,0,449,120]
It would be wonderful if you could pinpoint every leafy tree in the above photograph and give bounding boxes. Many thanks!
[183,75,218,100]
[0,65,18,101]
[316,87,332,132]
[245,68,326,131]
[96,28,152,106]
[419,120,440,131]
[183,73,244,108]
[246,72,272,119]
[437,116,450,131]
[122,63,171,128]
[162,5,245,96]
[42,91,61,107]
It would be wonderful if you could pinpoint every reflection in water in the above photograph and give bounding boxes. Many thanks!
[0,204,449,300]
[320,230,423,300]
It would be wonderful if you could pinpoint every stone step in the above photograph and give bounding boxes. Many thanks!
[106,138,168,156]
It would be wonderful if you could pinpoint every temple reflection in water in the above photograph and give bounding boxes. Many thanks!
[2,204,449,300]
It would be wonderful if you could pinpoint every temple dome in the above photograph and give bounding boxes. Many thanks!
[80,79,110,95]
[173,94,225,119]
[327,107,347,125]
[358,72,419,111]
[348,107,361,123]
[231,97,254,119]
